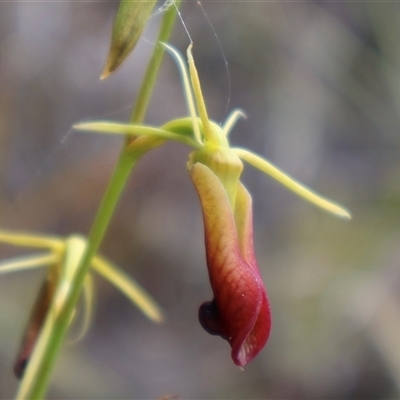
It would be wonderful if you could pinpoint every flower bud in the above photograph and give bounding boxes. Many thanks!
[101,0,157,79]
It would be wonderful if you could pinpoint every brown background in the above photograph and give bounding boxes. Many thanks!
[1,1,400,398]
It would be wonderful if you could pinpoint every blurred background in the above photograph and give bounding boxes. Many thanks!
[1,1,400,398]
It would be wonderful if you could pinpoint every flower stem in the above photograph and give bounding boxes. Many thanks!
[22,3,181,398]
[131,0,182,124]
[26,151,136,399]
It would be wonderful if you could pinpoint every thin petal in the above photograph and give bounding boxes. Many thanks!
[234,148,351,219]
[0,229,63,251]
[0,253,59,274]
[74,121,199,148]
[222,110,246,137]
[161,43,202,145]
[92,255,164,324]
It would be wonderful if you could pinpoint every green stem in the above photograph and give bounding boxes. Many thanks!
[24,2,181,398]
[27,149,136,400]
[131,0,181,124]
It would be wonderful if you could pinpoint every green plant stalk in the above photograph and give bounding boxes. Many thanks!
[131,0,181,124]
[25,2,181,398]
[24,150,136,400]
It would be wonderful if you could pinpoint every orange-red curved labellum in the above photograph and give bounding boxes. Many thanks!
[190,163,272,366]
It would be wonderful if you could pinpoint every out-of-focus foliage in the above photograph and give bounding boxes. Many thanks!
[0,2,400,398]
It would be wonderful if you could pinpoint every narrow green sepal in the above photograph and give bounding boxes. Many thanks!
[0,229,63,251]
[101,0,157,79]
[234,148,351,219]
[74,121,200,148]
[0,253,59,274]
[92,255,164,323]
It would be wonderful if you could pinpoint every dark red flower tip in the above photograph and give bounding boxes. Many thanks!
[190,163,272,367]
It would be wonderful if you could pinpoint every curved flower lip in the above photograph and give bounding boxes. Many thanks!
[190,163,272,367]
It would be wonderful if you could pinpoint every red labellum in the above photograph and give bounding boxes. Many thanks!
[190,163,272,367]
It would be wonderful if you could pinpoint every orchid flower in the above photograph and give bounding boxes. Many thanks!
[0,229,163,387]
[75,43,350,365]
